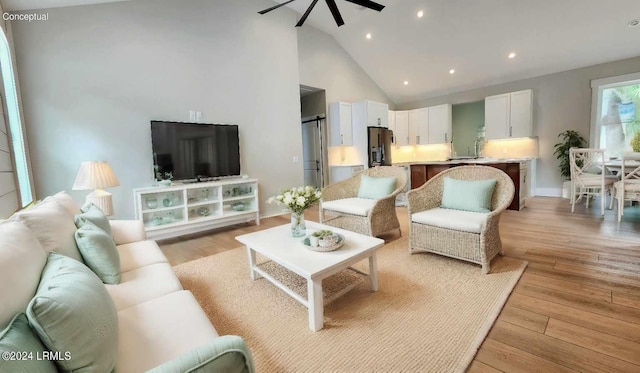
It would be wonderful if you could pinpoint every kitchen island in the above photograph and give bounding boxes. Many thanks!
[397,158,532,210]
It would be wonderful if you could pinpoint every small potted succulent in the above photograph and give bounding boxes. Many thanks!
[311,229,338,248]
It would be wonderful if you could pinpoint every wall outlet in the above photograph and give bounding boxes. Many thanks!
[293,156,299,163]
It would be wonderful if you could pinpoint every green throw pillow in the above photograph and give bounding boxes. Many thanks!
[357,175,397,199]
[0,314,58,373]
[76,202,112,236]
[147,335,255,373]
[441,177,497,213]
[26,253,118,373]
[74,220,121,284]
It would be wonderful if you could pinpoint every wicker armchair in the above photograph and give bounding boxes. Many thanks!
[407,166,514,273]
[320,166,407,237]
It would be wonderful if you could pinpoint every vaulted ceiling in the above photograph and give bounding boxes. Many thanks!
[4,0,640,105]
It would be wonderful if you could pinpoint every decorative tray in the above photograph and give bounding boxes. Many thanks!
[302,233,345,252]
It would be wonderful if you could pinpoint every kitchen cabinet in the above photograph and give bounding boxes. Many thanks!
[427,104,452,144]
[485,89,532,140]
[329,101,353,146]
[353,100,389,128]
[410,165,427,189]
[388,110,396,142]
[408,108,429,145]
[394,111,410,146]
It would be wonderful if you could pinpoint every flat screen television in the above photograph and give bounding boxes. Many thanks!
[151,121,240,181]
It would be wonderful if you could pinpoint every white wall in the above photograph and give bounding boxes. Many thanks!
[397,56,640,195]
[298,26,393,109]
[11,0,303,218]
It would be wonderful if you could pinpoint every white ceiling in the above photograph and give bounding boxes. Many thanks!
[5,0,640,105]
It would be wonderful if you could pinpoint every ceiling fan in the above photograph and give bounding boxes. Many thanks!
[258,0,385,27]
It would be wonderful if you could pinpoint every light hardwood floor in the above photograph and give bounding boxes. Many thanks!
[159,196,640,372]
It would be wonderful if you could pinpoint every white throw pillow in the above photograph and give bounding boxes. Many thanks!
[12,197,84,262]
[0,221,47,328]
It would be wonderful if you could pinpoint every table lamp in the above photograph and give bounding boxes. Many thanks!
[72,161,120,216]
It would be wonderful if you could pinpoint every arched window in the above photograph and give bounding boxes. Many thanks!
[0,26,33,209]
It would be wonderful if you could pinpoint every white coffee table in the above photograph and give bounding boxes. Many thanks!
[235,221,384,331]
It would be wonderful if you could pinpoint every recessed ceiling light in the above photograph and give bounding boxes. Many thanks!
[508,52,516,59]
[366,33,372,39]
[404,81,409,85]
[417,10,424,18]
[629,19,640,27]
[449,69,455,74]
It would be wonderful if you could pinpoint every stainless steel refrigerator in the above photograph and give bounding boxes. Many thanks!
[368,127,393,167]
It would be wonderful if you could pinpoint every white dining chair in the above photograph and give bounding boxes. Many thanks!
[569,148,617,216]
[613,152,640,222]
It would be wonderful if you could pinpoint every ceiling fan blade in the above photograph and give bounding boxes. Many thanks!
[258,0,297,15]
[343,0,385,12]
[295,0,320,27]
[325,0,345,27]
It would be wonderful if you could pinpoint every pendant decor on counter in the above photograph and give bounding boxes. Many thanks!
[258,0,385,28]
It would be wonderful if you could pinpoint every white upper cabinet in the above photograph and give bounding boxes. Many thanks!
[485,89,532,140]
[427,104,452,144]
[509,90,533,138]
[408,108,429,145]
[329,102,353,146]
[353,100,389,128]
[394,111,409,146]
[388,110,396,143]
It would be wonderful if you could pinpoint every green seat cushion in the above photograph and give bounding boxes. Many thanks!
[147,335,255,373]
[75,202,112,236]
[357,175,397,199]
[441,177,497,213]
[26,253,118,373]
[0,313,58,373]
[74,220,121,284]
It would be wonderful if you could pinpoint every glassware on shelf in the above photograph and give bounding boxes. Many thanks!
[163,192,176,207]
[162,212,175,224]
[146,197,158,210]
[151,215,163,225]
[197,206,210,216]
[200,188,210,201]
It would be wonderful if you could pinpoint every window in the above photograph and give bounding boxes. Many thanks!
[591,73,640,160]
[0,27,33,207]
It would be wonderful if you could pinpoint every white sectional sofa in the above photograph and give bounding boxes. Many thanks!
[0,192,253,372]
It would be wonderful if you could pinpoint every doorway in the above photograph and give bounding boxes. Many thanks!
[300,85,327,189]
[302,116,324,188]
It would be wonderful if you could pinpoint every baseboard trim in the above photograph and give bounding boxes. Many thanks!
[534,188,563,197]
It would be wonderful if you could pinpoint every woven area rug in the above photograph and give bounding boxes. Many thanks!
[174,237,526,372]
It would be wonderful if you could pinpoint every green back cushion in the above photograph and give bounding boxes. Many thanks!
[74,220,121,284]
[148,335,255,373]
[0,314,58,373]
[441,177,497,213]
[26,253,118,372]
[357,175,397,199]
[76,202,112,236]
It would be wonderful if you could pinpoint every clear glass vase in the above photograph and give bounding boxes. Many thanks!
[291,212,306,237]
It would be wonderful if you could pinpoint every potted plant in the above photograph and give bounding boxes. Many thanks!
[553,130,587,198]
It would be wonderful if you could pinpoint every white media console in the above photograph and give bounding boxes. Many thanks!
[133,178,260,240]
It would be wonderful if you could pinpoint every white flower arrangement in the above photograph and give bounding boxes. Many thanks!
[267,186,322,215]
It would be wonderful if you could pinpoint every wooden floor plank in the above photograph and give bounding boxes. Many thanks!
[514,282,640,325]
[545,318,640,366]
[613,291,640,309]
[476,338,577,373]
[519,272,612,303]
[507,293,640,344]
[488,320,640,373]
[466,360,503,373]
[497,305,548,333]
